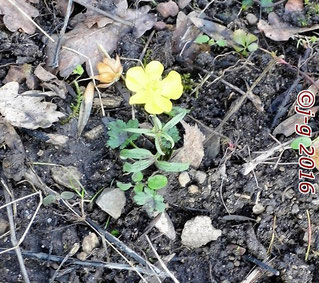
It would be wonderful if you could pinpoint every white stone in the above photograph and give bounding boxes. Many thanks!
[252,203,265,215]
[195,171,207,184]
[82,232,99,253]
[181,216,221,248]
[178,171,190,187]
[155,212,176,240]
[96,188,126,219]
[188,185,199,194]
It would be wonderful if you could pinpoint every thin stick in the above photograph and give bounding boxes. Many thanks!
[139,30,155,62]
[305,209,311,261]
[145,235,180,283]
[51,0,73,67]
[267,215,276,255]
[1,178,30,283]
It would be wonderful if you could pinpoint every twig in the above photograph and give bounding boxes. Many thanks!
[305,209,311,261]
[243,255,279,276]
[145,235,180,283]
[0,248,161,276]
[139,30,155,62]
[51,0,73,68]
[1,178,30,283]
[73,0,133,27]
[267,215,276,255]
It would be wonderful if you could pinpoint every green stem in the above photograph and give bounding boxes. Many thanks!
[129,141,138,148]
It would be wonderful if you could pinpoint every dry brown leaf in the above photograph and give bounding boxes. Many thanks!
[171,121,205,168]
[273,106,319,137]
[4,64,36,89]
[0,82,65,129]
[0,117,26,181]
[285,0,303,13]
[0,0,39,34]
[258,12,319,41]
[78,82,95,136]
[47,3,155,77]
[34,65,67,99]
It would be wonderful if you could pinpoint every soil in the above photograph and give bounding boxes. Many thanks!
[1,0,319,282]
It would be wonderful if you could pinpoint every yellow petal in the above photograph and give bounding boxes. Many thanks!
[145,102,164,114]
[145,61,164,80]
[125,66,146,92]
[145,96,172,114]
[160,71,183,99]
[129,91,149,105]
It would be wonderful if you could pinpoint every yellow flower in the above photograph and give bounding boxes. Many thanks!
[96,54,122,87]
[125,61,183,114]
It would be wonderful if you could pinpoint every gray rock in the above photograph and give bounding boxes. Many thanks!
[155,212,176,240]
[181,216,221,248]
[157,0,179,18]
[96,188,126,219]
[51,166,81,189]
[195,171,207,184]
[252,203,265,215]
[0,219,9,236]
[178,0,191,9]
[291,204,300,214]
[246,13,258,25]
[82,232,99,253]
[188,185,199,194]
[178,171,190,187]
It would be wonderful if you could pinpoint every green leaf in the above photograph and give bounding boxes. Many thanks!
[162,126,180,150]
[43,194,56,206]
[234,45,244,53]
[162,110,187,131]
[60,191,75,200]
[123,159,155,173]
[117,181,132,191]
[125,128,152,134]
[120,148,154,160]
[132,172,143,183]
[72,64,84,76]
[208,39,215,46]
[194,35,210,44]
[247,42,258,52]
[166,107,190,117]
[155,160,189,172]
[148,175,168,190]
[111,229,120,237]
[107,119,140,149]
[134,183,144,193]
[242,0,253,9]
[246,34,258,45]
[261,0,273,9]
[133,191,148,205]
[290,137,312,150]
[216,39,227,47]
[233,29,247,46]
[155,136,165,156]
[152,115,163,130]
[154,194,166,212]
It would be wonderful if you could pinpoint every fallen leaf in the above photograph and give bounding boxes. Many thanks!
[46,3,156,77]
[34,65,68,99]
[285,0,303,13]
[258,12,319,41]
[273,106,319,137]
[4,64,36,89]
[171,121,205,168]
[78,82,95,136]
[0,117,26,181]
[0,82,65,129]
[0,0,39,34]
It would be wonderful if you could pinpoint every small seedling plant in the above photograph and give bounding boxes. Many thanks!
[233,29,258,56]
[194,34,227,47]
[105,60,190,213]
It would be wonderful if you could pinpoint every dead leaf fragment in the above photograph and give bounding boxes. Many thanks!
[0,117,26,181]
[258,12,319,41]
[34,65,67,99]
[273,106,319,137]
[78,82,95,136]
[171,121,205,168]
[285,0,303,13]
[0,82,65,129]
[4,64,36,89]
[0,0,39,34]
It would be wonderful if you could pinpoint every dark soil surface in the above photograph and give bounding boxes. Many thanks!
[1,0,319,282]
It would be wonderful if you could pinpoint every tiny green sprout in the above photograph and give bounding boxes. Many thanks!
[310,36,318,44]
[111,229,120,237]
[194,34,210,44]
[117,181,132,191]
[43,191,75,206]
[195,34,227,47]
[290,137,312,150]
[242,0,253,10]
[72,64,84,76]
[233,29,258,56]
[261,0,274,12]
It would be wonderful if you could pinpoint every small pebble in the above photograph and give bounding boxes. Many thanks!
[154,21,167,30]
[195,171,207,184]
[279,166,285,172]
[82,232,99,253]
[0,219,9,236]
[157,0,179,18]
[179,171,190,187]
[77,251,87,261]
[234,261,240,267]
[291,204,299,214]
[246,13,258,25]
[188,185,199,194]
[252,203,265,215]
